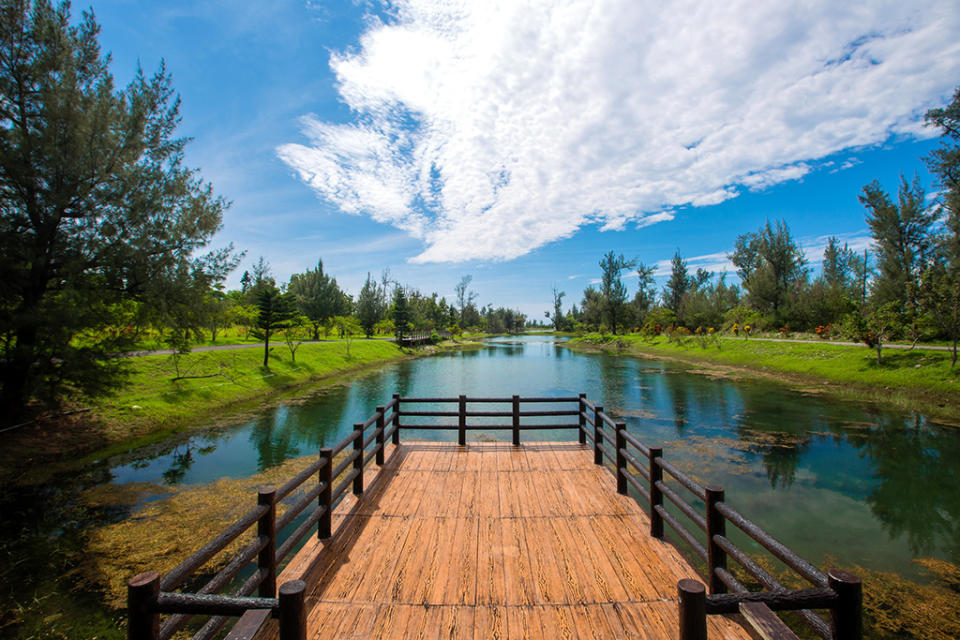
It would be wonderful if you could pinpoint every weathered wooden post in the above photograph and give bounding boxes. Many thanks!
[828,570,863,640]
[257,488,277,597]
[391,394,401,445]
[278,580,307,640]
[648,446,663,538]
[705,485,726,594]
[127,571,160,640]
[375,406,385,465]
[577,393,587,445]
[458,394,467,446]
[593,405,604,465]
[615,422,627,495]
[512,395,521,446]
[353,423,364,495]
[677,579,707,640]
[319,448,332,539]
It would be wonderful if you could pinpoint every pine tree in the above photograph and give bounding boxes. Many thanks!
[599,251,636,334]
[0,1,232,418]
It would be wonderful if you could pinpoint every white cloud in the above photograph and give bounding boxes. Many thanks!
[278,0,960,263]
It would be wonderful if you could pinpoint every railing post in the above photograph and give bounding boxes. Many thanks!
[257,488,277,597]
[353,423,364,495]
[615,422,627,495]
[512,395,520,446]
[392,394,401,445]
[677,579,707,640]
[375,406,385,465]
[705,486,726,594]
[319,448,332,539]
[649,446,663,538]
[577,393,586,445]
[127,571,160,640]
[278,579,307,640]
[458,394,467,446]
[593,405,604,465]
[828,570,863,640]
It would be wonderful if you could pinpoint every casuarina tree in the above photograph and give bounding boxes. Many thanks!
[0,1,233,420]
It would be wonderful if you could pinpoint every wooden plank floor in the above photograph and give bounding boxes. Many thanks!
[255,442,753,639]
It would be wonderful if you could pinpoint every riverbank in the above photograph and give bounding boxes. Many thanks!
[566,334,960,424]
[2,338,481,485]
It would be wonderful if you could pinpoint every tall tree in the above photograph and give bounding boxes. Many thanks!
[860,176,934,313]
[923,86,960,366]
[454,275,477,324]
[355,272,386,338]
[252,286,294,368]
[0,1,232,418]
[729,221,807,327]
[632,263,657,326]
[662,250,691,321]
[598,251,636,334]
[549,287,566,331]
[288,260,349,340]
[391,285,410,342]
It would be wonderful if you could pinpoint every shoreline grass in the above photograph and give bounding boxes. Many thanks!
[4,340,467,484]
[566,334,960,424]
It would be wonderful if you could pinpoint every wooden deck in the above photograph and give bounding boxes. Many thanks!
[256,442,753,639]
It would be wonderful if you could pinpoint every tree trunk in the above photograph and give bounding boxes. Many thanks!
[263,332,270,368]
[875,343,882,365]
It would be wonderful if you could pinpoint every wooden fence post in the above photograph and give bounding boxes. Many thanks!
[319,448,332,539]
[512,395,520,446]
[458,394,467,446]
[375,406,385,465]
[257,488,277,597]
[705,486,726,594]
[353,423,364,495]
[127,571,160,640]
[828,570,862,640]
[678,579,707,640]
[593,405,604,465]
[392,394,401,445]
[649,447,663,538]
[615,422,627,495]
[577,393,586,445]
[278,580,307,640]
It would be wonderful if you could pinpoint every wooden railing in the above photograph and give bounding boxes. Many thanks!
[397,329,451,345]
[577,396,862,640]
[126,396,402,640]
[127,394,861,640]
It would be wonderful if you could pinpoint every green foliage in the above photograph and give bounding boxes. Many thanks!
[729,220,807,327]
[598,251,636,334]
[252,286,295,367]
[356,272,387,338]
[288,260,351,340]
[0,1,233,419]
[391,285,410,339]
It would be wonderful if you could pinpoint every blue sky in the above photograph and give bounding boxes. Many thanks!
[89,1,960,318]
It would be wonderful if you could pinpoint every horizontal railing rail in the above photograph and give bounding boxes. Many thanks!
[128,393,860,640]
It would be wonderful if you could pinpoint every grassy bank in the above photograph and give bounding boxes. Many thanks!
[567,334,960,423]
[3,340,420,484]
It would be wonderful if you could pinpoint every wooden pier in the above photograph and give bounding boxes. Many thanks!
[127,395,862,640]
[258,441,751,639]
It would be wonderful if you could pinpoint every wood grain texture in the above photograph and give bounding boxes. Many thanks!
[254,442,752,640]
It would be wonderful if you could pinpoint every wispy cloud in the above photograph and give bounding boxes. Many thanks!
[278,0,960,263]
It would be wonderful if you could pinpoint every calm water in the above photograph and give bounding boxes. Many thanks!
[97,335,960,580]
